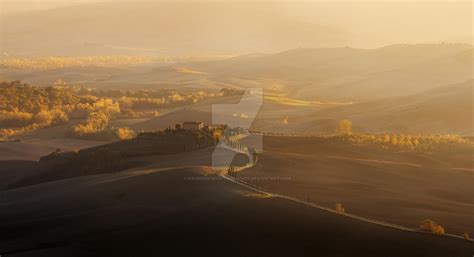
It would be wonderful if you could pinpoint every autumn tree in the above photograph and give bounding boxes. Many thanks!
[419,219,445,235]
[213,131,223,141]
[391,135,398,145]
[33,110,53,126]
[0,110,33,127]
[336,119,352,135]
[70,110,110,136]
[464,232,470,240]
[115,127,136,140]
[335,203,345,213]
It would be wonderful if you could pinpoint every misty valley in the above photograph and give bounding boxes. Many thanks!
[0,1,473,257]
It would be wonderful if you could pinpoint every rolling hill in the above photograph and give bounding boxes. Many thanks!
[129,79,473,136]
[2,44,471,100]
[211,79,471,135]
[239,135,474,236]
[1,165,473,257]
[183,44,473,101]
[1,124,473,256]
[301,79,474,135]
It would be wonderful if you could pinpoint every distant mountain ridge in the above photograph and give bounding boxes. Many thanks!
[1,2,347,56]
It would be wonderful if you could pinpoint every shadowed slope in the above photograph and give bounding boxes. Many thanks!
[0,167,473,257]
[239,135,474,236]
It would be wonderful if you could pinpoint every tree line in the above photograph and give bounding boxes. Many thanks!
[334,119,470,151]
[0,81,223,139]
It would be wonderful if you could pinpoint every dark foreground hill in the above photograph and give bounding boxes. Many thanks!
[0,167,473,257]
[0,130,248,190]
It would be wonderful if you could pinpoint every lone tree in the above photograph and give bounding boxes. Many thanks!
[464,232,470,240]
[336,119,352,135]
[335,203,345,213]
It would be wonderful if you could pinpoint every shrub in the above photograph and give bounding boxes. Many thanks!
[335,203,345,213]
[419,219,445,235]
[464,232,470,240]
[336,120,352,135]
[115,127,136,140]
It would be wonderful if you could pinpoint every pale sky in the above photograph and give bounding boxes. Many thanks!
[2,0,472,13]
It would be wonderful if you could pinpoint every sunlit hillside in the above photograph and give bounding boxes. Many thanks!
[0,1,473,257]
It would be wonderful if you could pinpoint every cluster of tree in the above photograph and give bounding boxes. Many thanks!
[117,91,220,119]
[0,81,81,113]
[120,109,160,118]
[1,81,225,139]
[68,99,120,138]
[1,56,156,69]
[1,81,220,114]
[419,219,445,235]
[119,96,163,108]
[344,133,470,151]
[0,109,33,127]
[1,109,69,137]
[140,125,222,147]
[220,88,245,96]
[115,127,136,140]
[118,91,217,111]
[69,111,111,137]
[87,88,182,99]
[0,81,119,138]
[333,119,470,151]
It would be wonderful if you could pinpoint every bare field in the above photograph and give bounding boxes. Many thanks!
[239,136,474,236]
[1,167,473,257]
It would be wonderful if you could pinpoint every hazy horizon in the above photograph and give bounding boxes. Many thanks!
[1,1,473,256]
[1,0,472,56]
